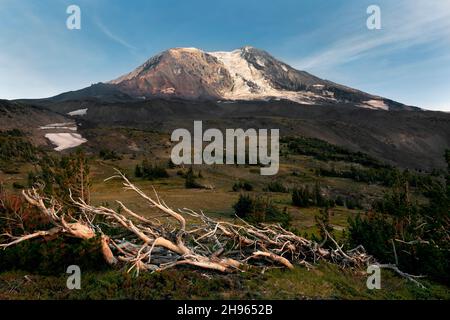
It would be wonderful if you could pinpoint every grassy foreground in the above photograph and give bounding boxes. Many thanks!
[1,130,448,300]
[0,263,448,300]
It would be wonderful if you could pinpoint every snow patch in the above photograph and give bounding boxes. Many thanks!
[174,47,201,52]
[45,133,87,151]
[207,49,323,104]
[255,57,265,67]
[361,100,389,110]
[67,108,88,116]
[39,122,77,131]
[161,87,176,94]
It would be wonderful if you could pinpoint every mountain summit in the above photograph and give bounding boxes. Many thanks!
[38,46,415,110]
[106,46,411,110]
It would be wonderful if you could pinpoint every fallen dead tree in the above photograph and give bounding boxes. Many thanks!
[0,170,424,287]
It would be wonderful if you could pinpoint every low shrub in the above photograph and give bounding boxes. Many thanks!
[233,194,291,227]
[0,237,109,275]
[99,149,122,161]
[292,183,333,208]
[232,181,253,192]
[184,167,204,189]
[135,160,169,180]
[264,181,288,193]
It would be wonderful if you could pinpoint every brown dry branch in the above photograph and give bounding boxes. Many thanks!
[0,170,425,287]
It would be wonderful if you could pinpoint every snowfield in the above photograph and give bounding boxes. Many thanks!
[45,133,87,151]
[67,108,88,116]
[208,49,323,104]
[361,100,389,110]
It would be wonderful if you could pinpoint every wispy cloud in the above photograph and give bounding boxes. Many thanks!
[95,18,136,50]
[293,1,450,70]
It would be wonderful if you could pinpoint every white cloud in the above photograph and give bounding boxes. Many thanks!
[293,1,450,70]
[95,18,136,50]
[283,0,450,111]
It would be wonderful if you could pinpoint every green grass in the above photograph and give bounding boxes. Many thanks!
[1,130,447,300]
[1,263,448,300]
[260,263,449,300]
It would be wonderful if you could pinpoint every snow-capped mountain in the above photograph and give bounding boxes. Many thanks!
[107,46,412,110]
[35,46,415,111]
[12,47,448,170]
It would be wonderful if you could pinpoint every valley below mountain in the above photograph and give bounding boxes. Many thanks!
[11,96,450,171]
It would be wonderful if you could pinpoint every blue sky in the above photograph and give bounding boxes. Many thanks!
[0,0,449,111]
